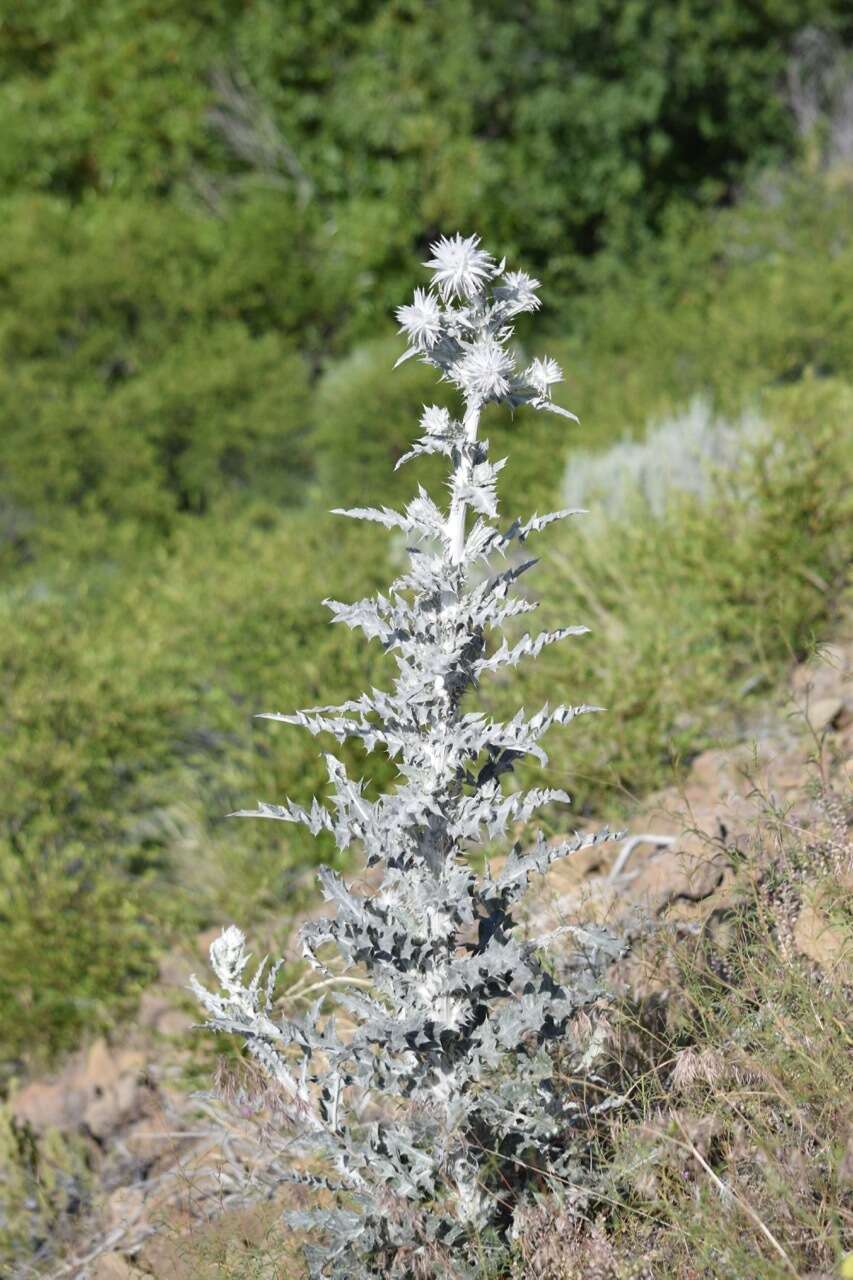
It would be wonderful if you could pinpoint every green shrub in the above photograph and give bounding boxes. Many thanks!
[0,843,156,1073]
[0,1102,92,1268]
[310,334,585,516]
[3,1,852,327]
[315,180,853,520]
[0,195,317,558]
[310,335,458,509]
[0,0,228,198]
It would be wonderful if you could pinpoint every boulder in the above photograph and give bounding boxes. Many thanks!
[794,900,852,975]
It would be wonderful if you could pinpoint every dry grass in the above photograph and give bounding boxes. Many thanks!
[507,774,852,1279]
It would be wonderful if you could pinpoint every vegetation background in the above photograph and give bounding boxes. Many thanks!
[0,4,851,1273]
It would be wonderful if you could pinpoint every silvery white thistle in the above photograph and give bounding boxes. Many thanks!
[396,286,443,350]
[193,234,620,1279]
[423,232,497,300]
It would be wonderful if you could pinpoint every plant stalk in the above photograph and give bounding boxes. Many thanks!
[448,397,481,565]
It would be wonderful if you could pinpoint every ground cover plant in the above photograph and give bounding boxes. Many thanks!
[193,236,626,1278]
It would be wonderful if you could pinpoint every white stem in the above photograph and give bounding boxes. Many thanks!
[448,397,481,565]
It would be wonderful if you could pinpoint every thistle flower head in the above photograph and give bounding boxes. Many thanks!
[396,287,443,350]
[454,337,515,401]
[420,404,453,435]
[525,356,564,395]
[424,233,495,300]
[496,269,542,315]
[210,925,250,990]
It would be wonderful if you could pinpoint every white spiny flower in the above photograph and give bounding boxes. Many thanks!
[420,404,452,435]
[424,233,495,300]
[496,269,542,315]
[209,925,250,992]
[454,338,515,401]
[525,355,563,395]
[396,287,443,349]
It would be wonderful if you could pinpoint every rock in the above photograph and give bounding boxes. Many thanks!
[807,696,845,734]
[791,642,849,695]
[788,639,853,736]
[82,1041,145,1139]
[794,901,852,974]
[122,1103,188,1177]
[87,1071,139,1136]
[11,1079,76,1131]
[82,1039,144,1091]
[90,1253,138,1280]
[134,1235,185,1279]
[105,1184,146,1233]
[685,748,741,797]
[11,1038,148,1140]
[628,836,725,915]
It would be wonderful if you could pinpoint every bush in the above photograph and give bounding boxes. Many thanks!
[0,844,156,1073]
[0,195,317,558]
[318,179,853,519]
[0,1103,92,1267]
[310,334,459,509]
[4,2,853,329]
[540,177,853,451]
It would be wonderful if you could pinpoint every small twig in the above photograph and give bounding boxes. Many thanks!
[283,974,372,1001]
[608,833,675,881]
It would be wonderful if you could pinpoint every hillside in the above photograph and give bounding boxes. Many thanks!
[1,6,852,1276]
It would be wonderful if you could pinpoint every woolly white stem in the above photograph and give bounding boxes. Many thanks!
[448,397,481,565]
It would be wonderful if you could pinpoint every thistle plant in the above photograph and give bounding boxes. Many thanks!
[193,234,621,1278]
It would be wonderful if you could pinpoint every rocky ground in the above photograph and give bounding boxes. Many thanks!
[7,637,851,1279]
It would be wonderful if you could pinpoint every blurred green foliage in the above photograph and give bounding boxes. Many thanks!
[0,509,391,1070]
[2,1,852,319]
[1,4,852,1074]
